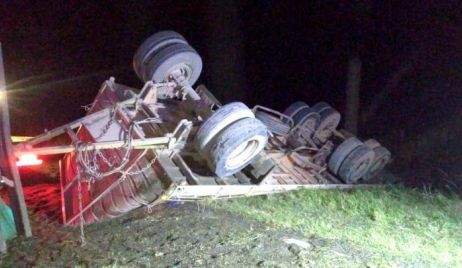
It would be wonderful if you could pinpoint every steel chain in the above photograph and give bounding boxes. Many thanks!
[93,106,117,141]
[70,104,162,248]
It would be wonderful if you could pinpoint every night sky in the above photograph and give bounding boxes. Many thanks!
[1,1,462,141]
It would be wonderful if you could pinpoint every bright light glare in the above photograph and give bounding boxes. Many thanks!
[11,136,33,142]
[16,154,43,167]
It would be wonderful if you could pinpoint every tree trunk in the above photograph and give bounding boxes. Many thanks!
[206,0,246,102]
[345,57,362,135]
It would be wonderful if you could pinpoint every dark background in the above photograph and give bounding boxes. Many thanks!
[1,1,462,185]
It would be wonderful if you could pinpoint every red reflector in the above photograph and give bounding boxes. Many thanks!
[16,154,43,167]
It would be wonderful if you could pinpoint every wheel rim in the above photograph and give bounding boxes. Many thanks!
[196,102,255,150]
[143,43,202,84]
[314,109,341,143]
[306,117,317,131]
[225,138,261,170]
[367,154,390,178]
[166,63,194,82]
[349,158,372,180]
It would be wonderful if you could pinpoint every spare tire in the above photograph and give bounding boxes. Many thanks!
[338,145,375,183]
[195,102,255,151]
[205,117,268,177]
[133,31,188,81]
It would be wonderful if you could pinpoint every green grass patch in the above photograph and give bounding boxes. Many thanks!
[213,186,462,266]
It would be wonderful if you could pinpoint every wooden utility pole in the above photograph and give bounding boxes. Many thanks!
[0,43,32,240]
[206,0,246,101]
[345,56,361,135]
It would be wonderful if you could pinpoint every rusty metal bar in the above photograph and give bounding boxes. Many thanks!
[12,99,136,150]
[14,136,173,156]
[58,160,67,224]
[65,127,79,143]
[165,183,375,201]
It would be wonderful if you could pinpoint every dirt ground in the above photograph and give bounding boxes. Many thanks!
[1,184,373,267]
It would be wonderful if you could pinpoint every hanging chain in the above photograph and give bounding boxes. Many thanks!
[71,103,162,247]
[122,152,158,177]
[76,124,135,180]
[93,106,117,141]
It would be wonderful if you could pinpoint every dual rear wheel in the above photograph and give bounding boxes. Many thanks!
[133,31,202,87]
[195,102,269,177]
[328,137,391,183]
[283,101,341,147]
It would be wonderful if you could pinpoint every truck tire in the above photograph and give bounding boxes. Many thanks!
[338,145,375,183]
[284,101,309,117]
[287,107,321,147]
[195,102,255,151]
[294,107,320,130]
[144,43,202,85]
[284,101,310,125]
[205,117,268,177]
[312,101,332,114]
[363,146,391,181]
[255,110,291,136]
[133,31,188,81]
[328,137,362,174]
[364,138,381,149]
[313,107,341,143]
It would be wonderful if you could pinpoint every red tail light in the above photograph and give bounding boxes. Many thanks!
[16,154,43,167]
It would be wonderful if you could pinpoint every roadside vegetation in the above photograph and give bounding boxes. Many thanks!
[1,185,460,267]
[214,185,462,267]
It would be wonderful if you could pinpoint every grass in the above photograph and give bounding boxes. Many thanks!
[212,186,462,267]
[2,185,461,267]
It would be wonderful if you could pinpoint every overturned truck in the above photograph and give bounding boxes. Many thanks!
[13,31,391,226]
